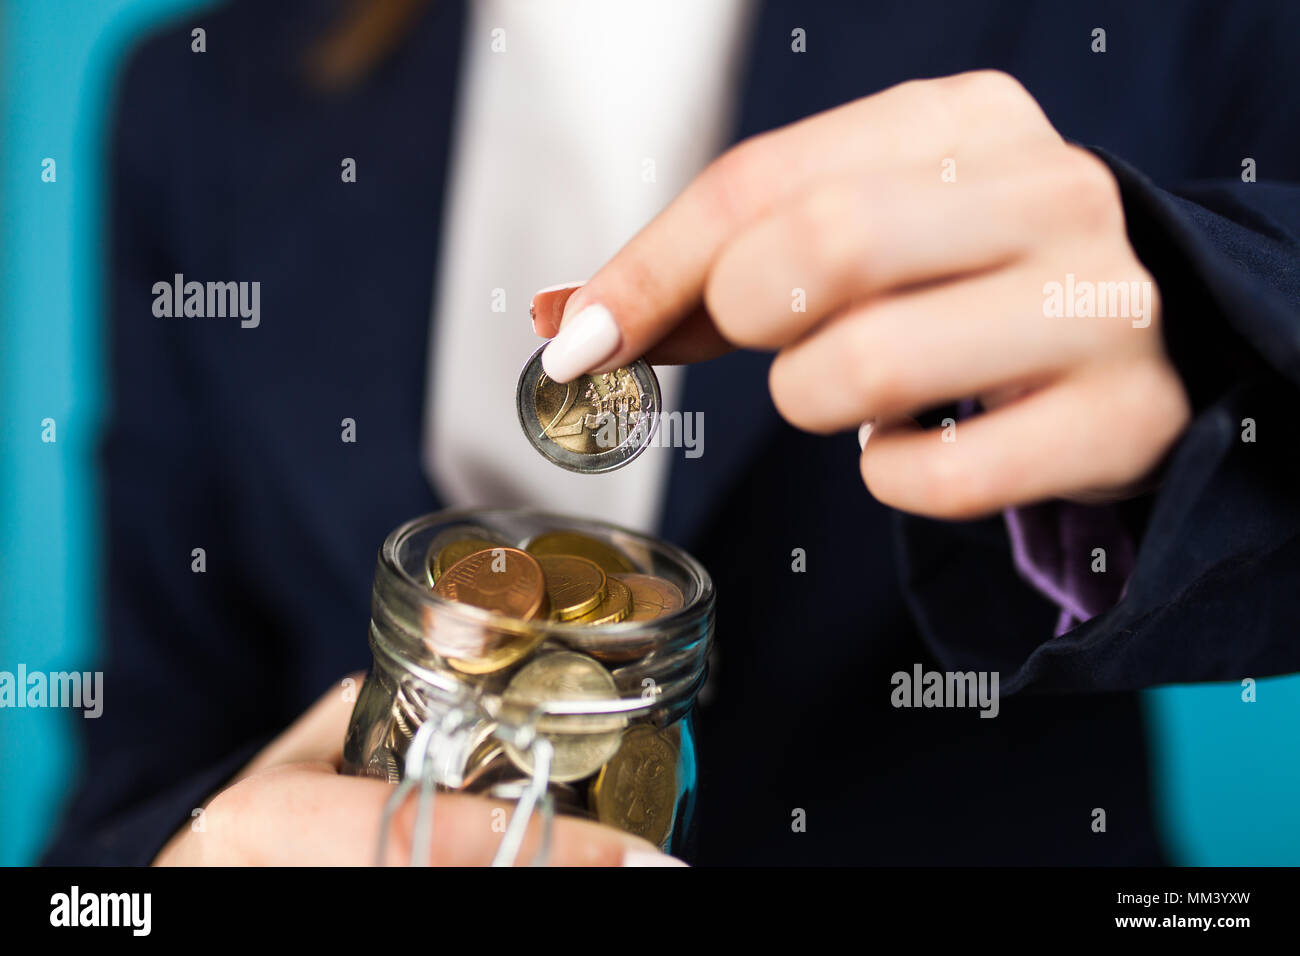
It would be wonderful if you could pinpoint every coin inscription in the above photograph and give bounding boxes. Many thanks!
[517,344,662,474]
[534,367,649,454]
[591,724,680,847]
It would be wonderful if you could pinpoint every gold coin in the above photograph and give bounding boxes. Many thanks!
[430,548,548,673]
[591,724,680,848]
[613,573,685,622]
[525,531,638,574]
[501,651,627,782]
[535,554,606,621]
[569,575,632,626]
[426,537,499,584]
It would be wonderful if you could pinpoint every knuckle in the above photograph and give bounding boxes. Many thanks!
[955,69,1035,116]
[703,248,747,343]
[1055,147,1124,232]
[793,185,864,289]
[844,326,904,415]
[938,70,1054,143]
[913,447,978,518]
[1114,362,1190,454]
[966,68,1031,101]
[767,351,816,430]
[702,138,768,224]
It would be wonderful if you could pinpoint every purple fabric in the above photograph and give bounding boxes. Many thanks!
[1003,502,1136,637]
[951,399,1136,636]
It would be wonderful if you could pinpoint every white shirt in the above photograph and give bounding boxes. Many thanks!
[423,0,752,533]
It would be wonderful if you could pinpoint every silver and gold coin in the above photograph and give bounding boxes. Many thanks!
[516,343,661,474]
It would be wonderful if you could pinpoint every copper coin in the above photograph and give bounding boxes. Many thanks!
[613,573,685,622]
[434,547,547,621]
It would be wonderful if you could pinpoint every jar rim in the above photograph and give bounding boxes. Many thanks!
[378,507,714,637]
[369,508,715,716]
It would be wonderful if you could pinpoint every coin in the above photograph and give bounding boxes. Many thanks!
[535,554,606,621]
[613,573,685,622]
[516,343,662,474]
[501,651,627,782]
[524,530,638,574]
[430,548,549,673]
[590,724,680,847]
[434,547,547,620]
[382,750,402,784]
[569,574,632,626]
[422,524,510,586]
[426,537,500,585]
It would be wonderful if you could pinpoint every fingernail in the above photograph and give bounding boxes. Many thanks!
[622,847,689,867]
[541,303,621,383]
[530,281,586,336]
[858,419,875,450]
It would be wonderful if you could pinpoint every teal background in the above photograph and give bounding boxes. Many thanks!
[1,0,1297,866]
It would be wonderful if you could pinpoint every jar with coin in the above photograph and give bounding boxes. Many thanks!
[342,508,714,865]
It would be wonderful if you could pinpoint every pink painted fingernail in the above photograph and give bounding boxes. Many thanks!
[541,303,621,383]
[530,281,586,336]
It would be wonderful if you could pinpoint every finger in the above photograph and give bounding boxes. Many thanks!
[639,305,733,367]
[539,71,1059,381]
[768,264,1103,433]
[238,672,367,778]
[215,767,678,867]
[706,168,1043,351]
[532,289,730,367]
[858,362,1188,519]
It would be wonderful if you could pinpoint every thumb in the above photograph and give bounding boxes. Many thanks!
[238,671,367,779]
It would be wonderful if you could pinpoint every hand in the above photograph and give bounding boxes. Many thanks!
[532,71,1191,519]
[154,675,683,866]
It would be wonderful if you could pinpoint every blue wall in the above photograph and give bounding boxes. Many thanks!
[1,0,1297,866]
[0,0,215,866]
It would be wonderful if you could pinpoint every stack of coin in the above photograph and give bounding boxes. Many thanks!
[390,525,688,846]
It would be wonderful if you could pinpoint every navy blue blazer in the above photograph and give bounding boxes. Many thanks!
[45,0,1300,865]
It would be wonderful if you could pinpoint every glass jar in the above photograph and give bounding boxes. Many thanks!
[342,508,715,865]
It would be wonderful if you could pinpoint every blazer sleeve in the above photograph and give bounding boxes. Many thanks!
[40,43,283,865]
[900,152,1300,696]
[1009,151,1300,694]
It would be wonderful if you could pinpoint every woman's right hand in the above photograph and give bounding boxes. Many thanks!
[153,674,684,866]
